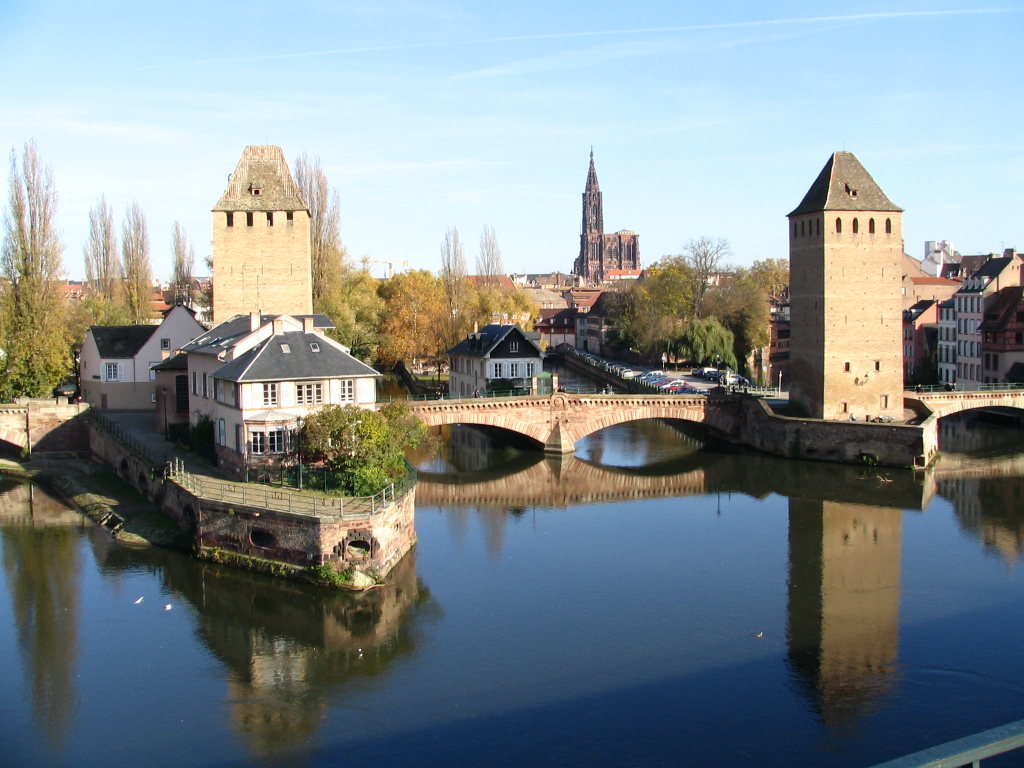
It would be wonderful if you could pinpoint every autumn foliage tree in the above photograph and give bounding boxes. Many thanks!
[0,141,70,398]
[121,200,153,324]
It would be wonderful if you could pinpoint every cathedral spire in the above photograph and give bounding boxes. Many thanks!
[586,148,600,193]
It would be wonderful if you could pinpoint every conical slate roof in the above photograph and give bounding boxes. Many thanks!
[212,145,308,213]
[788,152,902,217]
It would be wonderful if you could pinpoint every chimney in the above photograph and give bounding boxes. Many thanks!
[303,316,314,333]
[1004,247,1017,259]
[250,311,260,331]
[473,321,479,333]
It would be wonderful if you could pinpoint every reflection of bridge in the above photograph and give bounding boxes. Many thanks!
[410,394,741,453]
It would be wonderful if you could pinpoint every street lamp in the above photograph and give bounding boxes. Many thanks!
[296,417,304,491]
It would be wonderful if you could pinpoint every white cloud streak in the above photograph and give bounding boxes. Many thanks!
[117,8,1015,73]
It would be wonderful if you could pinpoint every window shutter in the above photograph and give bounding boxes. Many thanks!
[117,363,124,381]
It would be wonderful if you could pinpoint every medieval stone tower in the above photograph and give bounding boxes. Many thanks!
[573,151,640,284]
[788,152,904,420]
[211,146,313,324]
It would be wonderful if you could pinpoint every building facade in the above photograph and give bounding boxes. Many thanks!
[79,305,206,410]
[572,152,640,285]
[448,324,544,397]
[953,254,1022,385]
[787,152,904,420]
[212,146,314,324]
[937,299,957,385]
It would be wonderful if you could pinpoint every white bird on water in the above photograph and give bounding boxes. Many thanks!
[164,605,172,611]
[134,597,144,604]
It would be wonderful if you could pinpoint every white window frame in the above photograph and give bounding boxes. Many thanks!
[267,429,286,454]
[493,362,504,378]
[297,382,324,405]
[263,383,278,407]
[149,362,160,381]
[160,338,170,350]
[339,380,354,403]
[103,362,123,382]
[217,418,226,446]
[509,362,520,378]
[250,430,266,454]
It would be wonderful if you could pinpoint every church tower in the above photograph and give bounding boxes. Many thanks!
[211,146,313,324]
[787,152,904,420]
[573,151,640,284]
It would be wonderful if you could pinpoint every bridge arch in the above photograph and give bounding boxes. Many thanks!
[410,394,740,454]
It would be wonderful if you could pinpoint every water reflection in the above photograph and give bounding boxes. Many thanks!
[935,413,1024,563]
[97,544,433,759]
[787,500,901,731]
[0,480,86,748]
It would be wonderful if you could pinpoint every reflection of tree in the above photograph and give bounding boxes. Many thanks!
[98,545,431,759]
[786,500,901,733]
[0,481,82,747]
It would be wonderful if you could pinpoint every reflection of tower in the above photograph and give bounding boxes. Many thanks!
[787,500,901,729]
[0,481,83,746]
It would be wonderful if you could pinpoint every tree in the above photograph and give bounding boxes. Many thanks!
[475,225,504,288]
[294,152,346,315]
[376,269,445,367]
[439,227,472,351]
[330,261,384,360]
[84,195,120,303]
[674,317,736,370]
[750,258,790,298]
[169,221,196,307]
[679,236,731,320]
[300,401,427,495]
[0,141,70,399]
[121,201,153,324]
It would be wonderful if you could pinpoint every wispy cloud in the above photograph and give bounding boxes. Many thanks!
[116,8,1015,73]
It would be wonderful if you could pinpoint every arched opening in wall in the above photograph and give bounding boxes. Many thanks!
[0,437,24,460]
[852,218,860,234]
[886,218,892,234]
[869,218,876,234]
[136,471,149,495]
[119,458,130,479]
[836,218,842,233]
[816,218,820,236]
[793,222,798,237]
[347,539,371,558]
[250,529,276,549]
[800,221,805,236]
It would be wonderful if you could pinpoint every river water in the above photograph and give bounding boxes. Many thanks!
[3,413,1024,767]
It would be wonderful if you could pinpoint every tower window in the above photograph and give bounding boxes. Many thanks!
[836,217,842,233]
[226,212,234,227]
[885,218,892,234]
[793,222,798,237]
[816,218,820,236]
[267,212,273,226]
[869,218,875,234]
[286,211,294,224]
[246,212,254,227]
[251,186,262,196]
[874,361,881,371]
[844,362,851,372]
[800,221,805,236]
[852,218,859,234]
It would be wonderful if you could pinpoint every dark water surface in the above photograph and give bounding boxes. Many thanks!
[3,414,1024,767]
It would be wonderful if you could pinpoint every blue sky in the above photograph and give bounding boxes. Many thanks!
[2,1,1021,281]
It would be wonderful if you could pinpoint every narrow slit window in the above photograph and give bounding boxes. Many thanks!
[885,218,892,234]
[286,211,294,224]
[226,212,234,227]
[267,212,274,226]
[836,217,842,233]
[853,218,860,234]
[246,212,254,227]
[869,218,875,234]
[844,362,851,372]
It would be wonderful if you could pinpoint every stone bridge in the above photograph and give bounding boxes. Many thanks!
[911,389,1024,419]
[0,400,90,454]
[410,393,742,453]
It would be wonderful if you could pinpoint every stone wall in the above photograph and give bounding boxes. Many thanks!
[0,400,91,454]
[738,397,928,468]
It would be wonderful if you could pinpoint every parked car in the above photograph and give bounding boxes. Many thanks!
[693,367,718,378]
[724,374,751,387]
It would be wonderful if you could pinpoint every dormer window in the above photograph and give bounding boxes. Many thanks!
[845,183,858,198]
[250,184,263,196]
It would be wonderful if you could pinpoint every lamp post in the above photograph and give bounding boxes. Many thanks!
[296,417,304,491]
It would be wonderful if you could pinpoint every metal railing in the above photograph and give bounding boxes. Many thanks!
[165,458,415,518]
[869,718,1024,767]
[87,410,168,466]
[910,382,1024,394]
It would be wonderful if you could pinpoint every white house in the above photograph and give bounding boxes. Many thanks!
[447,323,544,397]
[79,305,206,410]
[181,312,381,477]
